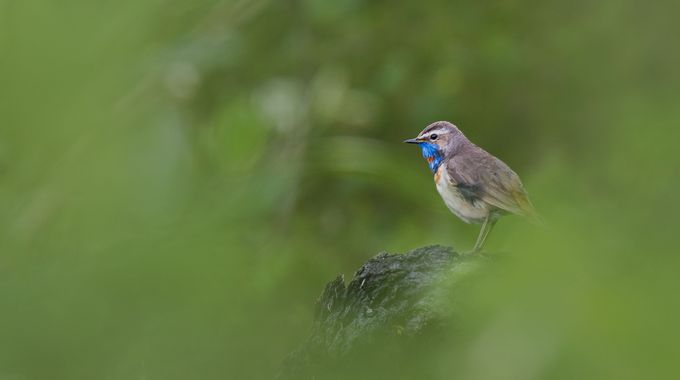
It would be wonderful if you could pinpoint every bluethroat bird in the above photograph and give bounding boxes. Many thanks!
[405,121,538,253]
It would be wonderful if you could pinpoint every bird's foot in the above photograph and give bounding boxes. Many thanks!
[463,249,491,259]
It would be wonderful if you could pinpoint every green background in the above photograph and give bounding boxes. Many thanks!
[1,0,679,379]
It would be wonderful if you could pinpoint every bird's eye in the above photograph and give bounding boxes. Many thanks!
[430,134,438,140]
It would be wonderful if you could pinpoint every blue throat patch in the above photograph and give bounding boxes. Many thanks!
[419,142,443,173]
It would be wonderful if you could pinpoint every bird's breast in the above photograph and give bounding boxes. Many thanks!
[434,165,489,224]
[433,164,442,183]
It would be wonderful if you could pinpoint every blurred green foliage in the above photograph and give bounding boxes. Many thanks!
[1,0,679,379]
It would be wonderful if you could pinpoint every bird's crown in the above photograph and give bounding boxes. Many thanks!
[404,121,469,173]
[418,121,462,140]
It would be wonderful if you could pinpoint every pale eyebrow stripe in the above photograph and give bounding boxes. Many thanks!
[426,129,448,136]
[419,128,448,139]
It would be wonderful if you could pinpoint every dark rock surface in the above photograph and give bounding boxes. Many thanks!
[278,245,484,379]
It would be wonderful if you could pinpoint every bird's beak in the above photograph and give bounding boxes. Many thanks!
[403,137,421,144]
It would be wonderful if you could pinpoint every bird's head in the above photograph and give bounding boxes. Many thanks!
[404,121,464,173]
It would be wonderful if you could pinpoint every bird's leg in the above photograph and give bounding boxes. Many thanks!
[472,216,489,253]
[472,215,498,253]
[480,217,497,251]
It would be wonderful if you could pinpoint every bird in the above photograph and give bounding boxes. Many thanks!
[404,121,538,253]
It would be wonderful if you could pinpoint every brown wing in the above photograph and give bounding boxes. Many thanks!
[446,147,537,219]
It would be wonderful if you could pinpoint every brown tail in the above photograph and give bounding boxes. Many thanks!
[513,190,544,226]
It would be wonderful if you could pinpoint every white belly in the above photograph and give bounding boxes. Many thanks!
[435,167,489,224]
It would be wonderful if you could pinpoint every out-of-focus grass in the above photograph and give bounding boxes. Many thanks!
[1,0,679,379]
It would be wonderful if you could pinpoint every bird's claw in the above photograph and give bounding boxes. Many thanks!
[463,249,491,259]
